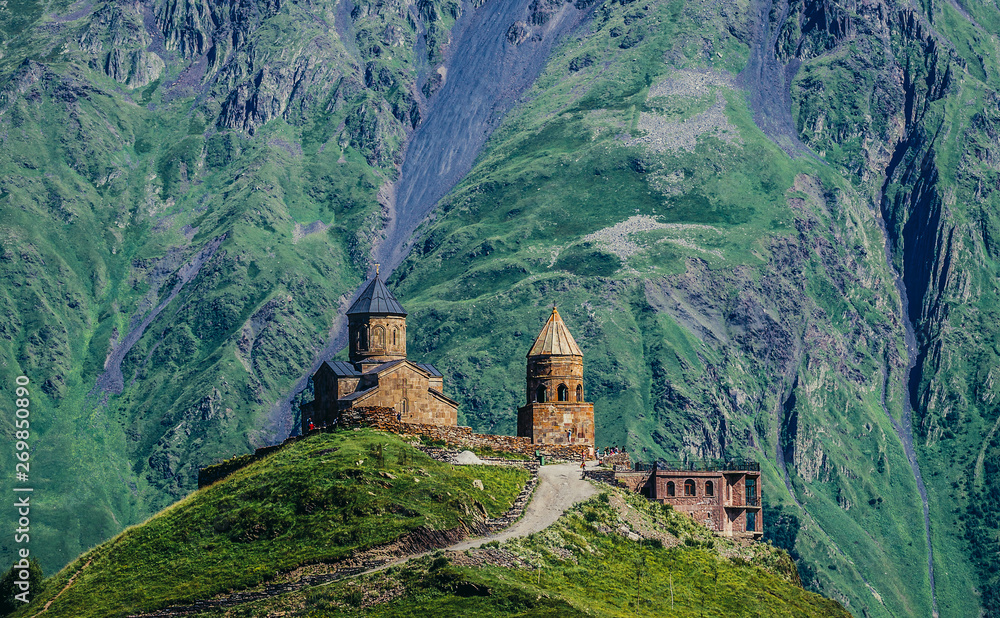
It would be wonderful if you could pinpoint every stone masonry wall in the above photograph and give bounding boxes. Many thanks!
[342,406,590,460]
[601,452,632,469]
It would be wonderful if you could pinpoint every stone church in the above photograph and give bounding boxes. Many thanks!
[300,272,459,433]
[302,274,595,452]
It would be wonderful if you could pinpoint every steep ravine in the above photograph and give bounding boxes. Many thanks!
[737,0,813,157]
[374,0,600,273]
[877,184,939,616]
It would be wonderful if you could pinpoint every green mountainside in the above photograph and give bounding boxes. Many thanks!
[11,430,848,618]
[1,0,999,616]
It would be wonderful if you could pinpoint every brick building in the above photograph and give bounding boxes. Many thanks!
[301,272,458,433]
[517,308,595,454]
[615,460,763,539]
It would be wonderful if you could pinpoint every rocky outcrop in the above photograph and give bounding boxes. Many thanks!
[153,0,281,61]
[104,48,164,87]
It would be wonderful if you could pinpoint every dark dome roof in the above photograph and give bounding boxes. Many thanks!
[346,275,407,316]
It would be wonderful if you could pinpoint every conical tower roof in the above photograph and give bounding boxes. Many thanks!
[527,307,583,357]
[346,272,407,316]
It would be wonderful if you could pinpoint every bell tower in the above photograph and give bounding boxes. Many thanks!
[346,265,407,371]
[517,307,595,449]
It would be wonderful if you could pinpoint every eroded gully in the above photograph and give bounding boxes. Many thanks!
[876,210,938,617]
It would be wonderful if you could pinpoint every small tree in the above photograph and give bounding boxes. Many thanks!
[0,558,43,614]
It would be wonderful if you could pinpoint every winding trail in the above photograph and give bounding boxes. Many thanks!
[127,463,598,617]
[451,463,598,550]
[358,462,599,578]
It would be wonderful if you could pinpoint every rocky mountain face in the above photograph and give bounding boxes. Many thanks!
[1,0,998,616]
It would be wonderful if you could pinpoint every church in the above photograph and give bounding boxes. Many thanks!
[300,271,459,433]
[302,272,596,451]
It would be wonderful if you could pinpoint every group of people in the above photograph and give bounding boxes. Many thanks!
[305,417,338,432]
[597,446,625,458]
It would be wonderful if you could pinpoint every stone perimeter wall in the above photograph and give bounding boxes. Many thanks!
[601,452,632,469]
[340,406,590,461]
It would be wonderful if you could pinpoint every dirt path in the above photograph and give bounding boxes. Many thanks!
[129,463,597,617]
[449,462,598,551]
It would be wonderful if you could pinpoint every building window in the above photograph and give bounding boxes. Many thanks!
[358,326,368,350]
[576,384,583,401]
[746,510,756,532]
[392,328,397,346]
[535,384,546,403]
[705,480,714,496]
[666,481,675,496]
[372,326,385,349]
[684,480,696,496]
[558,384,569,401]
[746,478,757,504]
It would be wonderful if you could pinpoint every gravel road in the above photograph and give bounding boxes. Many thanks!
[448,462,598,550]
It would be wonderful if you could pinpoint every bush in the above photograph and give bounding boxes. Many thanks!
[0,558,43,613]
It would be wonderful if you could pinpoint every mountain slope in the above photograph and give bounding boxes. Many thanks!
[0,0,457,571]
[386,0,937,615]
[14,439,849,618]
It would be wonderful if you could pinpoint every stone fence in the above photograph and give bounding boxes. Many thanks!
[419,448,540,470]
[600,452,632,469]
[582,469,618,485]
[340,406,591,461]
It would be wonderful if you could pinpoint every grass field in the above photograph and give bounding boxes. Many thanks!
[14,430,528,618]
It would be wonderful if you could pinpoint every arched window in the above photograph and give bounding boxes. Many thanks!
[372,326,385,349]
[358,326,368,350]
[684,479,696,496]
[705,481,714,496]
[392,328,398,346]
[557,383,569,401]
[666,481,675,497]
[576,384,583,401]
[535,384,546,403]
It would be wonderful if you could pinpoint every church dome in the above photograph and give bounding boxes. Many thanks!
[346,273,407,316]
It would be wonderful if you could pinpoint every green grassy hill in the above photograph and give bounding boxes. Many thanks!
[184,486,850,617]
[12,431,848,618]
[11,430,529,618]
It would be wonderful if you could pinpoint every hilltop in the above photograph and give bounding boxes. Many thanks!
[12,430,529,617]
